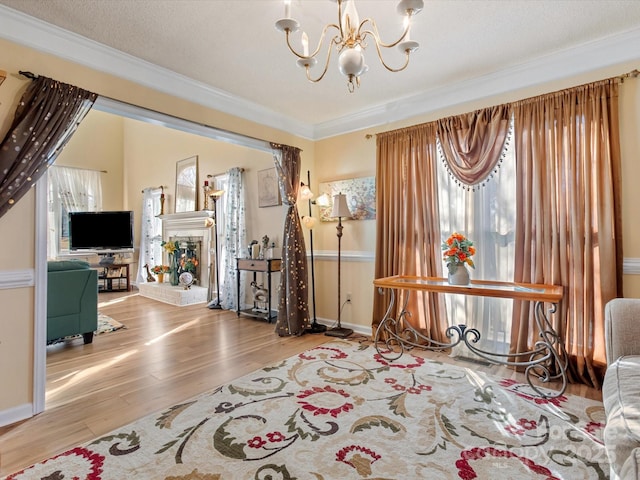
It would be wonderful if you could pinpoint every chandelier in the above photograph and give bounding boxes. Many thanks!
[275,0,424,92]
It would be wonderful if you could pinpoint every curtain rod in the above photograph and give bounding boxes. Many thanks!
[207,168,245,179]
[53,164,107,173]
[141,185,168,193]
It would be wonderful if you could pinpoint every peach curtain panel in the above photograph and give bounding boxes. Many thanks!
[374,124,447,343]
[511,80,622,388]
[437,105,511,188]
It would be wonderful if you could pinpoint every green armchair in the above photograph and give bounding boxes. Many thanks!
[47,260,98,344]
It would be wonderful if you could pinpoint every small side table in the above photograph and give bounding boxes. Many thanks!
[236,258,281,323]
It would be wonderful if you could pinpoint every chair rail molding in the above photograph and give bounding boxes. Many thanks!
[0,268,35,290]
[624,257,640,275]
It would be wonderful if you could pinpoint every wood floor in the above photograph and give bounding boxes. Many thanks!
[0,290,603,476]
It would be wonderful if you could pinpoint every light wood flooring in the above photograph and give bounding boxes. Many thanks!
[0,290,602,476]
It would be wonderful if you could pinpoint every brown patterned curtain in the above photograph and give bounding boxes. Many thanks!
[436,104,511,188]
[0,75,97,219]
[373,124,447,342]
[271,143,310,336]
[511,79,622,388]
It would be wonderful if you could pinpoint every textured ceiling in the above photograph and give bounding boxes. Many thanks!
[1,0,640,138]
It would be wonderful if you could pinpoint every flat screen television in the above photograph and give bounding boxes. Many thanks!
[69,211,134,251]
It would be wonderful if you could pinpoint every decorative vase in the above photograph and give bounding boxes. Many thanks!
[169,254,180,286]
[448,264,470,285]
[157,273,164,283]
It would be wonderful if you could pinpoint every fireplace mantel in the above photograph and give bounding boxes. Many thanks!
[159,211,214,230]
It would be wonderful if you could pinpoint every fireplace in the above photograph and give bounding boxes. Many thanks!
[139,211,215,306]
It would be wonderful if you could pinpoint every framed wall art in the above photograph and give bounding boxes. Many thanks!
[317,176,376,221]
[257,167,281,208]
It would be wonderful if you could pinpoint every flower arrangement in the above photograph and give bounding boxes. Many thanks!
[151,265,170,274]
[180,256,199,273]
[442,232,476,274]
[162,240,179,255]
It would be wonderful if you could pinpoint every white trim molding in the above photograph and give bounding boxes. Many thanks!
[624,258,640,275]
[312,250,375,262]
[0,402,33,428]
[0,269,35,289]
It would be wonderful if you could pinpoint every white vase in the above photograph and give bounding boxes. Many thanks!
[448,264,470,285]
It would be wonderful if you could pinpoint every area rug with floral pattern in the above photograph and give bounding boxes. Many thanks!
[6,339,608,479]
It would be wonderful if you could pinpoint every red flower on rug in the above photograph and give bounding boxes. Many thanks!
[374,352,425,369]
[297,385,353,417]
[6,447,104,480]
[299,346,348,361]
[456,447,560,480]
[336,445,381,476]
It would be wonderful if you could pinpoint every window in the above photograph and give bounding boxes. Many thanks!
[47,166,103,257]
[436,133,516,355]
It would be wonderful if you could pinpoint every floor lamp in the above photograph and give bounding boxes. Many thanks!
[207,189,224,309]
[300,171,327,334]
[325,192,353,338]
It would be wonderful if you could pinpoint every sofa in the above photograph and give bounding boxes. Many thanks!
[603,298,640,479]
[47,260,98,344]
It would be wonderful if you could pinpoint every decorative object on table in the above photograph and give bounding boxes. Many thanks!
[275,0,424,92]
[207,189,225,309]
[247,240,258,259]
[143,263,155,282]
[300,170,326,334]
[257,167,282,207]
[325,192,353,338]
[162,240,180,286]
[12,341,608,479]
[250,280,269,312]
[152,265,170,283]
[179,271,194,289]
[442,232,475,285]
[260,235,270,259]
[175,155,199,213]
[317,176,375,221]
[203,179,210,210]
[159,185,165,215]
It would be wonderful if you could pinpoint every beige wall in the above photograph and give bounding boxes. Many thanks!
[1,35,639,419]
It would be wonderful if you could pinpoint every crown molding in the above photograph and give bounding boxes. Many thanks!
[1,5,639,141]
[313,27,640,139]
[0,5,315,140]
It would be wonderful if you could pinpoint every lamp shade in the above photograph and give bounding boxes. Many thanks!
[299,184,314,200]
[331,193,351,218]
[301,216,317,229]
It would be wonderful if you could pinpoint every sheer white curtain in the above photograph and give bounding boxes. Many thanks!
[216,168,246,310]
[47,165,103,257]
[137,187,163,285]
[437,138,516,356]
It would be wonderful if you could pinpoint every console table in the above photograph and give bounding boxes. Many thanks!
[236,258,281,323]
[373,275,567,398]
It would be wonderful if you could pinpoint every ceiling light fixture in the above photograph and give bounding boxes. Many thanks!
[275,0,424,92]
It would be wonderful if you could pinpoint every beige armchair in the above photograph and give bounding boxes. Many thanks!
[603,298,640,480]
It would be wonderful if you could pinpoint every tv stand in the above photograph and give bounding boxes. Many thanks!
[95,252,131,292]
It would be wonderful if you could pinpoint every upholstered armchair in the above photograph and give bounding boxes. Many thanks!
[47,260,98,344]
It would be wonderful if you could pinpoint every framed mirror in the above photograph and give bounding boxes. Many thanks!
[175,155,199,212]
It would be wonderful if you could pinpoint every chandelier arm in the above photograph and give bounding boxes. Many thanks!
[304,37,340,83]
[285,24,341,60]
[360,19,411,49]
[370,39,412,73]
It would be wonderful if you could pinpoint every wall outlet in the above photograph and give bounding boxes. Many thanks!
[346,293,352,303]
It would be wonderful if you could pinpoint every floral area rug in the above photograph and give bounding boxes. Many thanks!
[96,313,125,335]
[6,340,608,479]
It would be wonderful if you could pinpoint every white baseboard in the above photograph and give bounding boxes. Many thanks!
[0,402,33,428]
